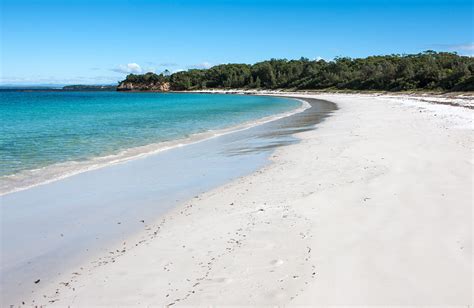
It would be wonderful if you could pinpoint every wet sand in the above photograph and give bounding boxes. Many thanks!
[1,96,335,306]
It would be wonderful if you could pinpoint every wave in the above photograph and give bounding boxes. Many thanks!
[0,98,310,196]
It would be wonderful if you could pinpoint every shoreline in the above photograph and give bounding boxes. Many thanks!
[0,95,309,196]
[1,96,336,306]
[7,92,474,305]
[189,89,474,108]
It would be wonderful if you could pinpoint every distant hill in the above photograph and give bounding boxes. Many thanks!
[0,85,63,91]
[0,85,117,92]
[62,85,117,91]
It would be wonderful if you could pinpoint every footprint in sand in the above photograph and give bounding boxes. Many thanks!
[265,290,287,300]
[263,242,276,249]
[210,277,233,284]
[270,259,284,267]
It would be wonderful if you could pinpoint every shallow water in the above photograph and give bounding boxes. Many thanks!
[0,92,300,194]
[0,96,336,305]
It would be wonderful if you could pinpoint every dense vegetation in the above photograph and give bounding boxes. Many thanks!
[119,51,474,92]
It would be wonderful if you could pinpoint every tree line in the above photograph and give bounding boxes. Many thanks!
[119,51,474,92]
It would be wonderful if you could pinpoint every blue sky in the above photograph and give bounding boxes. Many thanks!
[1,0,473,85]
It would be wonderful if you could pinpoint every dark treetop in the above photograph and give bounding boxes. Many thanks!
[118,51,474,92]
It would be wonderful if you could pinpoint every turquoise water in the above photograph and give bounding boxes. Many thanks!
[0,92,300,180]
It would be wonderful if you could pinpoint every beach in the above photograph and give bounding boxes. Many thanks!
[9,93,474,305]
[1,94,334,305]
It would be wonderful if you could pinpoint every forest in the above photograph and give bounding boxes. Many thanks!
[119,51,474,92]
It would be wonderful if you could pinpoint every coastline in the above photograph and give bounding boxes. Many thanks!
[7,92,474,305]
[0,95,308,196]
[190,89,474,109]
[1,95,335,306]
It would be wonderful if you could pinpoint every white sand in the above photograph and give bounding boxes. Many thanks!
[32,93,473,306]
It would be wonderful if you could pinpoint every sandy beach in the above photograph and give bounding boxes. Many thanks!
[26,93,473,306]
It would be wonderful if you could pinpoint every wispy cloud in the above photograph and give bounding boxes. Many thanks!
[448,43,474,51]
[430,43,474,54]
[145,61,179,67]
[159,62,179,67]
[187,62,213,69]
[110,63,143,74]
[108,61,212,75]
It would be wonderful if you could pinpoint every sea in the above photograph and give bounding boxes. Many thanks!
[0,91,301,194]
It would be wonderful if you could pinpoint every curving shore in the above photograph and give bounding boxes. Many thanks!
[1,95,335,306]
[0,95,307,196]
[18,92,474,305]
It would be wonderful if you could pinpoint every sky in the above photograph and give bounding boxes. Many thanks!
[1,0,473,85]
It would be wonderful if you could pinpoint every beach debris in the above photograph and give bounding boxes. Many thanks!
[117,222,121,224]
[140,220,145,223]
[34,279,40,284]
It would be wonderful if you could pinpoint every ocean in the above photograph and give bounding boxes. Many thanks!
[0,92,301,194]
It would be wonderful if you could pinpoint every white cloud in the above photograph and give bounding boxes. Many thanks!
[111,63,143,74]
[108,61,212,75]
